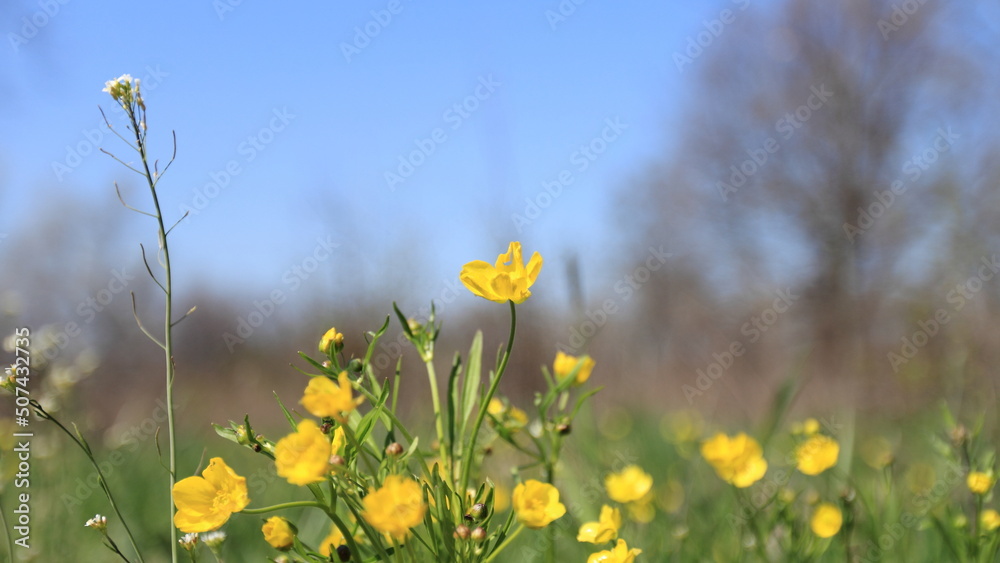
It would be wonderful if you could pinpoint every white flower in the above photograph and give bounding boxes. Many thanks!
[84,514,107,530]
[201,530,226,547]
[178,532,199,549]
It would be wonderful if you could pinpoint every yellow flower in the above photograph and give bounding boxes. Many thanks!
[587,538,642,563]
[700,432,768,488]
[331,426,346,455]
[981,509,1000,532]
[967,472,995,495]
[605,466,653,503]
[795,435,839,476]
[860,436,894,470]
[275,420,332,486]
[460,241,543,304]
[301,372,364,420]
[487,398,528,432]
[512,479,567,529]
[577,505,621,543]
[553,351,595,385]
[172,457,249,533]
[810,503,842,538]
[319,523,349,557]
[261,516,295,550]
[319,327,344,353]
[362,475,427,540]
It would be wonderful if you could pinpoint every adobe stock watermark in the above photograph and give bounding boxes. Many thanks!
[213,0,250,21]
[727,416,844,529]
[877,0,930,40]
[511,117,628,233]
[556,246,670,354]
[223,236,340,352]
[856,462,963,562]
[52,65,169,182]
[843,127,958,243]
[60,398,173,510]
[544,0,588,31]
[673,0,751,72]
[682,288,799,404]
[717,84,833,202]
[887,254,999,373]
[340,0,409,63]
[7,0,71,53]
[178,107,295,218]
[384,74,500,191]
[31,267,134,365]
[369,277,467,373]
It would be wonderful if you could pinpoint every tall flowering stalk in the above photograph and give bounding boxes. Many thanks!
[101,74,191,562]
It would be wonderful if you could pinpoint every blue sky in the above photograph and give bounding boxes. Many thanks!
[2,0,755,310]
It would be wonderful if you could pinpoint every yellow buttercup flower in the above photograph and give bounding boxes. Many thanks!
[275,420,332,486]
[701,432,768,488]
[587,538,642,563]
[795,435,839,476]
[172,457,249,533]
[487,398,528,432]
[512,479,567,529]
[577,505,621,543]
[860,435,894,470]
[460,241,543,304]
[554,351,595,385]
[605,466,654,503]
[362,475,427,540]
[301,372,364,420]
[967,471,995,495]
[319,327,344,353]
[981,509,1000,532]
[261,516,295,550]
[810,503,842,538]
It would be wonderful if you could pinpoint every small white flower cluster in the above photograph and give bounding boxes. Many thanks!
[102,74,137,95]
[178,532,199,549]
[102,74,144,118]
[201,530,226,547]
[84,514,107,531]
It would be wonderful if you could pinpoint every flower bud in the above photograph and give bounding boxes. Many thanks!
[347,358,364,372]
[385,442,404,457]
[337,545,352,561]
[330,454,346,467]
[469,503,488,520]
[454,525,471,540]
[471,527,487,542]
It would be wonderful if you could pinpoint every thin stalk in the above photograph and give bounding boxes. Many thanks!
[422,357,448,473]
[31,402,144,562]
[482,524,524,563]
[128,107,179,562]
[460,301,516,495]
[241,501,329,513]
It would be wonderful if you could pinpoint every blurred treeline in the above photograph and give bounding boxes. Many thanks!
[3,0,1000,439]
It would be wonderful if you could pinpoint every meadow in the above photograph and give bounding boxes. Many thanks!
[4,4,1000,557]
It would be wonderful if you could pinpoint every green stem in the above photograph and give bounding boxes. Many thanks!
[125,102,178,563]
[241,500,329,514]
[460,301,516,496]
[32,402,144,562]
[423,356,448,473]
[483,524,525,563]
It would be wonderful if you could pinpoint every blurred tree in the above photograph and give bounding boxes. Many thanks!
[623,0,999,403]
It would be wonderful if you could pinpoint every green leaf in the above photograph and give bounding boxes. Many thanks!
[273,392,299,430]
[447,351,461,464]
[363,315,391,367]
[461,331,484,439]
